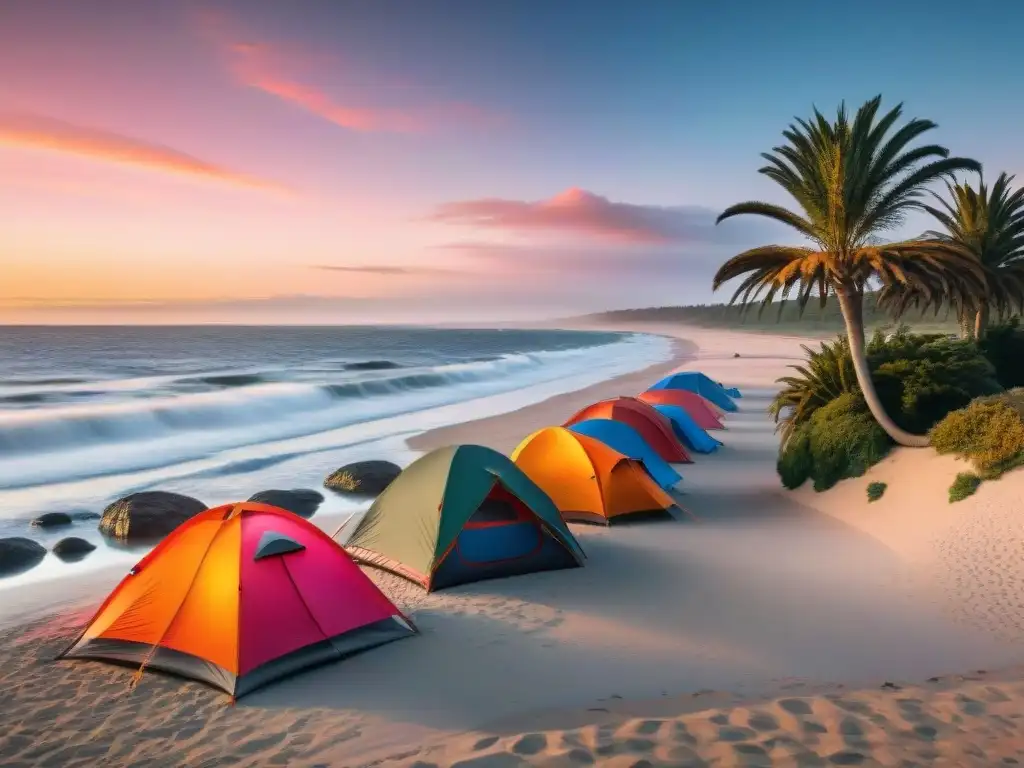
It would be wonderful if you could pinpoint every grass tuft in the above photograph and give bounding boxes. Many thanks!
[866,481,887,502]
[948,472,982,503]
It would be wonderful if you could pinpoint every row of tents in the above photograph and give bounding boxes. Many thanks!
[57,371,740,698]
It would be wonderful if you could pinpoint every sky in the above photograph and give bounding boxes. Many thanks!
[2,0,1023,324]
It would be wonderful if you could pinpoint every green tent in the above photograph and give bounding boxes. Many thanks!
[335,445,586,591]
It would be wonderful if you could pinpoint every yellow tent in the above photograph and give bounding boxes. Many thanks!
[511,427,685,525]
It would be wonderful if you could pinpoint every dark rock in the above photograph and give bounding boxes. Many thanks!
[0,537,47,577]
[99,491,207,545]
[30,512,73,528]
[68,510,101,521]
[733,352,741,358]
[52,537,97,562]
[248,489,324,519]
[325,460,401,496]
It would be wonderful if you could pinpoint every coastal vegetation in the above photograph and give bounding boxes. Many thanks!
[688,93,1024,493]
[866,481,887,502]
[948,472,982,503]
[710,95,985,447]
[773,325,1024,491]
[922,172,1024,339]
[585,296,959,335]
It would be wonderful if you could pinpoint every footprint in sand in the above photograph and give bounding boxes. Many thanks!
[511,733,547,756]
[746,712,780,731]
[779,698,813,716]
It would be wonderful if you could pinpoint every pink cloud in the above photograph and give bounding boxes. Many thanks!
[197,11,502,134]
[428,188,715,244]
[0,112,289,192]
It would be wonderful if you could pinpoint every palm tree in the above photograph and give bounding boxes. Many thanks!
[921,172,1024,339]
[712,96,985,447]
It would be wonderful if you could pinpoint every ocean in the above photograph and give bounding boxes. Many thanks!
[0,325,671,586]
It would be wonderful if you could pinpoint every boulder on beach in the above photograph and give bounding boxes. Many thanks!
[0,537,47,577]
[52,537,97,562]
[247,489,324,519]
[325,460,402,497]
[30,512,73,529]
[99,491,207,545]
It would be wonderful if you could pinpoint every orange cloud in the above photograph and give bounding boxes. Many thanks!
[198,11,501,134]
[0,113,289,193]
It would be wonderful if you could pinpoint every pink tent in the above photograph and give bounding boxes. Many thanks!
[59,502,417,698]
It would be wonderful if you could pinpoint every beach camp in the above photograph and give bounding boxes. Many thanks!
[563,396,691,463]
[566,418,682,489]
[649,371,739,412]
[338,444,586,591]
[512,427,683,525]
[58,502,416,698]
[636,388,725,430]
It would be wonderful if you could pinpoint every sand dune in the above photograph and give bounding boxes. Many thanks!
[3,324,1024,767]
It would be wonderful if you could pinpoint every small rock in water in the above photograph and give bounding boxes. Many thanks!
[31,512,74,529]
[52,537,97,562]
[325,460,401,496]
[248,489,324,518]
[0,537,47,577]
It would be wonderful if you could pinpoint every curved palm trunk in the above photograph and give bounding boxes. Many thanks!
[958,307,975,340]
[835,287,930,448]
[974,301,990,340]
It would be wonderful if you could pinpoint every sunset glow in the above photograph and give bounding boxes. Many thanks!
[2,0,1021,323]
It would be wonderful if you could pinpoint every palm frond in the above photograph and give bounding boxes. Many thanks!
[712,95,985,329]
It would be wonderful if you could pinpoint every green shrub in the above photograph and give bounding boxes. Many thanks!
[868,328,1003,434]
[930,395,1024,478]
[777,426,813,489]
[866,481,887,502]
[806,393,891,491]
[771,326,1002,444]
[949,472,982,503]
[777,394,892,493]
[978,319,1024,389]
[770,336,857,446]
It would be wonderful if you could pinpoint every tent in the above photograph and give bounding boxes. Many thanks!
[567,418,682,490]
[512,427,684,525]
[648,372,738,412]
[649,404,721,454]
[637,389,724,430]
[58,502,416,698]
[337,445,585,591]
[563,397,691,463]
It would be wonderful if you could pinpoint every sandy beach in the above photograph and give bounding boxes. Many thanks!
[4,323,1024,767]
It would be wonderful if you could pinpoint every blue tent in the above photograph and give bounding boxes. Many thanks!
[649,371,738,412]
[724,386,742,398]
[567,419,682,490]
[650,404,721,454]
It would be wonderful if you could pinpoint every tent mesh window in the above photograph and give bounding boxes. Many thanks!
[468,497,523,525]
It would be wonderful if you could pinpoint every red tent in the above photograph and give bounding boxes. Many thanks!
[564,396,691,463]
[637,389,724,430]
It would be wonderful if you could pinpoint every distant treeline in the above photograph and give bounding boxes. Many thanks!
[585,294,968,335]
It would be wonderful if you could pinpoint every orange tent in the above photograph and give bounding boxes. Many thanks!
[637,389,724,430]
[58,502,416,698]
[512,427,686,525]
[564,396,692,463]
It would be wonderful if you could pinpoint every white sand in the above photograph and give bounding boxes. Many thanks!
[4,322,1024,768]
